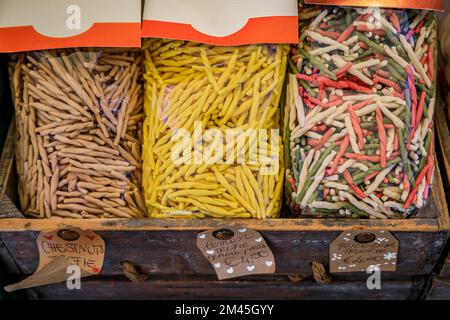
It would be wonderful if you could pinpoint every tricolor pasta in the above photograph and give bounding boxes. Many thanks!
[286,5,437,218]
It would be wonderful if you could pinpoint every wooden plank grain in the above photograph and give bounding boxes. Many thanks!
[1,229,447,277]
[427,277,450,300]
[23,276,425,300]
[434,103,450,278]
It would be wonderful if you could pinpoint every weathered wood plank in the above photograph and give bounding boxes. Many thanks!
[0,216,443,232]
[426,277,450,300]
[439,257,450,278]
[22,276,425,300]
[434,103,450,279]
[0,237,22,274]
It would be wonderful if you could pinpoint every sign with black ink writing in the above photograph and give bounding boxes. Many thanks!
[37,228,105,274]
[5,228,105,292]
[196,227,275,280]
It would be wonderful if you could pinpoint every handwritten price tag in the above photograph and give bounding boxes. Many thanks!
[36,228,105,274]
[196,227,275,280]
[5,228,105,292]
[329,230,399,273]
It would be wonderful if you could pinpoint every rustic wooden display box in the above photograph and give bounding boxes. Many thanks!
[1,122,449,300]
[426,101,450,299]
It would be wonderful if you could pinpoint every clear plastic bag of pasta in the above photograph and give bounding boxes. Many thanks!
[9,48,145,219]
[143,40,288,219]
[285,4,437,219]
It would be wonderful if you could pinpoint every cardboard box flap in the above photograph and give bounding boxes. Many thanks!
[142,0,298,46]
[0,0,141,52]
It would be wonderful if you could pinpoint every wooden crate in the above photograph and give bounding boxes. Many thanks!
[22,276,427,300]
[1,122,450,300]
[427,278,450,300]
[426,99,450,300]
[435,102,450,279]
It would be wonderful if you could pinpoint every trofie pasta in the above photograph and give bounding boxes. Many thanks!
[10,49,145,219]
[285,4,437,218]
[1,1,143,219]
[143,40,288,218]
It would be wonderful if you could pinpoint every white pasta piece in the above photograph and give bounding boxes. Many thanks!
[352,162,369,172]
[304,131,323,139]
[289,74,305,126]
[380,15,397,34]
[410,11,427,29]
[310,44,342,56]
[309,9,328,31]
[312,201,344,210]
[379,103,404,129]
[297,150,315,195]
[343,35,358,46]
[386,128,395,158]
[309,150,322,173]
[305,30,349,52]
[383,188,401,201]
[325,102,350,125]
[399,34,432,88]
[416,180,427,208]
[332,54,373,85]
[412,122,422,144]
[362,197,381,210]
[328,130,347,143]
[344,117,360,154]
[427,98,435,121]
[324,181,349,191]
[352,59,380,69]
[384,201,406,211]
[301,151,336,206]
[324,175,339,181]
[330,120,345,128]
[369,194,396,216]
[365,165,396,196]
[337,159,355,174]
[339,191,387,219]
[291,107,337,139]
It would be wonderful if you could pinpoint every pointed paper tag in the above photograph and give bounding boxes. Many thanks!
[4,228,105,292]
[329,230,399,273]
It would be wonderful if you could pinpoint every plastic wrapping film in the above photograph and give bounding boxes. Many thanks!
[285,4,437,218]
[0,55,11,151]
[143,40,288,219]
[9,48,145,219]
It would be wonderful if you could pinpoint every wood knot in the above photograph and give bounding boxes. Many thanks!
[288,274,306,283]
[311,261,332,285]
[121,260,148,283]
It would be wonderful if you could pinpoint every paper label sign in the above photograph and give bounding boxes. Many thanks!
[329,230,399,273]
[304,0,443,11]
[0,0,141,52]
[36,228,105,274]
[197,227,275,280]
[142,0,298,46]
[5,228,105,292]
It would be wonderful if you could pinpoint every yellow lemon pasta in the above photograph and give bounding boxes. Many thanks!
[143,39,288,219]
